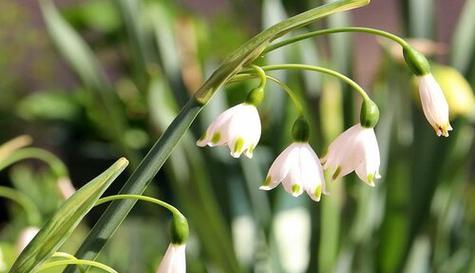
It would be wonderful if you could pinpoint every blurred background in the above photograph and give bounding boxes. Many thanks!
[0,0,474,273]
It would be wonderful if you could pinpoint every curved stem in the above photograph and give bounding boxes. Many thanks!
[240,64,370,100]
[0,186,41,225]
[95,194,185,218]
[263,26,409,54]
[0,148,68,178]
[52,252,86,273]
[0,135,33,162]
[266,76,304,114]
[251,65,267,89]
[39,259,118,273]
[228,74,305,114]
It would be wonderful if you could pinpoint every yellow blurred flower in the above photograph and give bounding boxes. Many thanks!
[431,64,475,118]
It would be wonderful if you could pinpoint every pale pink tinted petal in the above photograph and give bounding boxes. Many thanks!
[261,143,299,190]
[156,244,186,273]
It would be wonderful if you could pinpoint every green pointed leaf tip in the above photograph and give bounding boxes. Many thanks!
[8,158,129,273]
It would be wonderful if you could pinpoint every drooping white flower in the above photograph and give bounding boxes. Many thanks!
[16,226,40,252]
[418,74,452,137]
[260,142,326,201]
[197,103,261,158]
[156,244,186,273]
[322,124,381,186]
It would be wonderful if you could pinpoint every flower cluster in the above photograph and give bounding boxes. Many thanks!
[197,85,383,201]
[197,50,451,202]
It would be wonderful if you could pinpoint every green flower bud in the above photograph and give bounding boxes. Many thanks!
[360,99,379,128]
[245,87,265,106]
[403,45,431,76]
[171,214,189,245]
[291,116,310,142]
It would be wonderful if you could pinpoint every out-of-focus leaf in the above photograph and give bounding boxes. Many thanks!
[40,0,108,91]
[405,0,434,38]
[318,80,345,273]
[0,136,32,164]
[64,0,121,33]
[16,91,81,122]
[402,236,431,273]
[115,0,152,86]
[146,1,181,81]
[0,244,16,273]
[8,158,128,273]
[450,0,475,73]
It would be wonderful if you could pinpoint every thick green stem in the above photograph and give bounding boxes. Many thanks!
[263,26,408,54]
[64,1,371,272]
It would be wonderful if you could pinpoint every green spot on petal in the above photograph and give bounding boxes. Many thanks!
[291,184,301,194]
[247,145,255,154]
[314,185,322,199]
[233,137,244,154]
[211,132,221,144]
[367,173,375,186]
[332,167,341,180]
[263,176,271,186]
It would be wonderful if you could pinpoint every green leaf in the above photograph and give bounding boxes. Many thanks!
[16,91,81,122]
[8,158,128,273]
[40,0,108,91]
[450,0,475,73]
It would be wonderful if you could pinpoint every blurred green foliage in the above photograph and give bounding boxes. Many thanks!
[0,0,475,273]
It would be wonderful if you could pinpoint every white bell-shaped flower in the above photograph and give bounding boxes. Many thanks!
[260,142,327,201]
[322,124,381,186]
[418,74,452,137]
[16,226,40,252]
[197,103,261,158]
[156,244,186,273]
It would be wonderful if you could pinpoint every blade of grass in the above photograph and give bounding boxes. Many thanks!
[63,2,372,272]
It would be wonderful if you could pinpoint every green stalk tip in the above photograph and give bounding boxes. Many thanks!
[360,99,380,128]
[403,46,431,76]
